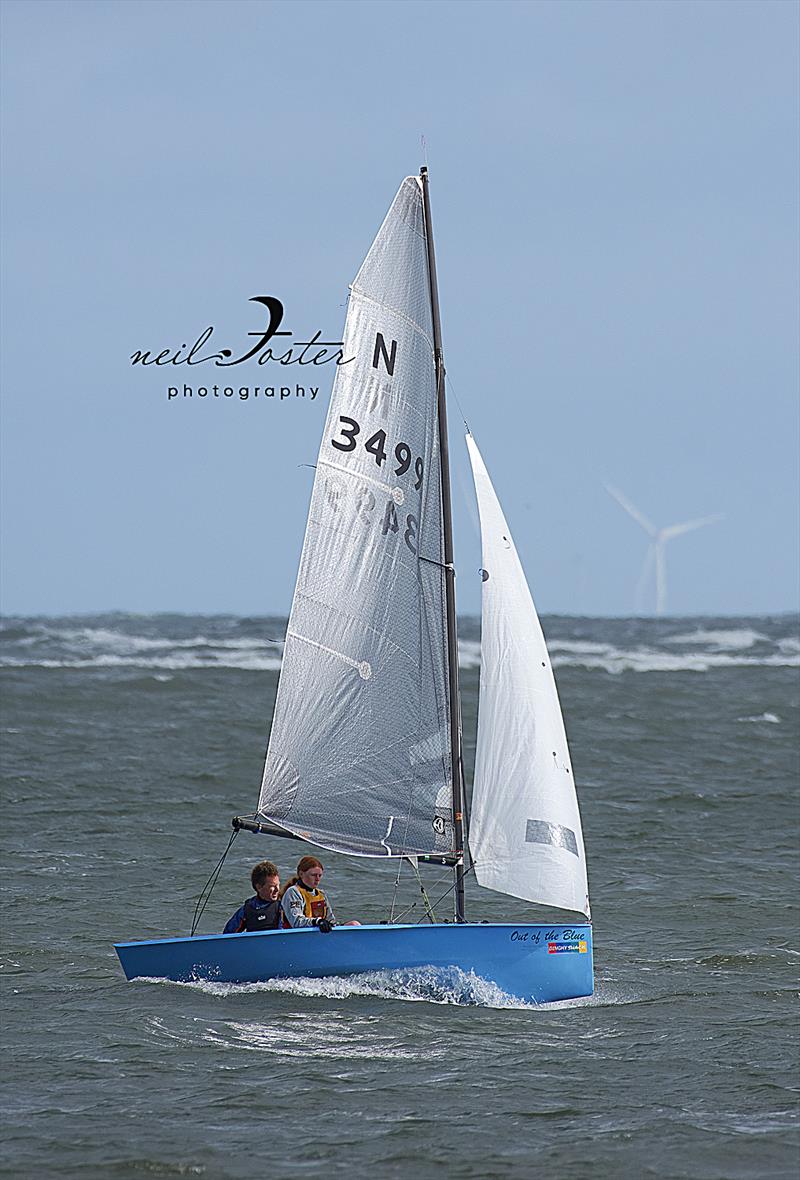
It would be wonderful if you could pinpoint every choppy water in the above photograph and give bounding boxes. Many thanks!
[2,614,798,1178]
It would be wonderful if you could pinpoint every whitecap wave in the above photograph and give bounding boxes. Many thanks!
[0,622,285,670]
[737,712,781,724]
[4,648,799,673]
[552,650,799,674]
[36,626,280,654]
[0,652,283,671]
[456,639,481,669]
[3,619,798,674]
[548,640,617,655]
[665,628,767,649]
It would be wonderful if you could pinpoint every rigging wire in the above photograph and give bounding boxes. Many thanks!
[387,866,453,924]
[389,856,404,924]
[444,372,481,546]
[445,373,470,434]
[388,811,415,924]
[413,862,476,924]
[409,858,437,923]
[190,827,239,936]
[389,858,443,924]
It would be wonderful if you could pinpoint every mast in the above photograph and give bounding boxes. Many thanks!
[419,166,467,923]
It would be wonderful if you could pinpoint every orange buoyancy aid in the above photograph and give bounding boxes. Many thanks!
[282,882,332,925]
[296,881,329,921]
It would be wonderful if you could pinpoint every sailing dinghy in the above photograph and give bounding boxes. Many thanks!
[115,171,593,1004]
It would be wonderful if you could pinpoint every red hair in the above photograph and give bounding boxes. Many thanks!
[280,855,324,898]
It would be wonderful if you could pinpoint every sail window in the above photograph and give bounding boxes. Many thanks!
[525,819,579,857]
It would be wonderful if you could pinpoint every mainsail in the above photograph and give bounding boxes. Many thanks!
[258,177,454,859]
[466,435,590,917]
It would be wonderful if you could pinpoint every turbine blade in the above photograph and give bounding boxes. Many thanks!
[604,484,658,537]
[661,513,724,541]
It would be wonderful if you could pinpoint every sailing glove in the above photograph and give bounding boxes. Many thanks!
[315,918,335,933]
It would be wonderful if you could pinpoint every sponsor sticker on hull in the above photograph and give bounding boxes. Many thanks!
[548,940,588,954]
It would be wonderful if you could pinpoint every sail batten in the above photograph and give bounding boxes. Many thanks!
[257,177,455,860]
[466,435,590,917]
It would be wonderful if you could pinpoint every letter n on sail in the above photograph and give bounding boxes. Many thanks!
[372,333,397,376]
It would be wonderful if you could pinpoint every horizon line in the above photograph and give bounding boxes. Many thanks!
[1,608,798,622]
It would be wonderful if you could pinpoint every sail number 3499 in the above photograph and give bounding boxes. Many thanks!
[330,415,424,556]
[331,417,424,489]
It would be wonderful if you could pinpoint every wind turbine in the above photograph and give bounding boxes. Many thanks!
[605,484,723,616]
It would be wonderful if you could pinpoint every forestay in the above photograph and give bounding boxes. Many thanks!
[466,435,590,916]
[258,177,454,859]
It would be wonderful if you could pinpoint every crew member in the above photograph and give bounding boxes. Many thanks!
[280,855,360,932]
[223,860,282,933]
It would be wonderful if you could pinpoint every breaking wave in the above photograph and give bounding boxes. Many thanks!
[552,651,798,674]
[1,615,797,674]
[0,621,284,671]
[664,628,768,649]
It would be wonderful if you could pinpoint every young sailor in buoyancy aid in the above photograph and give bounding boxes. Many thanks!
[223,860,282,934]
[280,856,336,931]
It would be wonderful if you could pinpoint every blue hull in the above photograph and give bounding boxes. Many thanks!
[115,922,593,1004]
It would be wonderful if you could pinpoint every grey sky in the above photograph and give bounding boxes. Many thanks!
[1,0,797,616]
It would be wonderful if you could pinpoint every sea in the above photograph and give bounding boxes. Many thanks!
[1,613,798,1179]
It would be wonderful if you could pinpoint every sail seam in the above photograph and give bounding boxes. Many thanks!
[286,630,367,677]
[291,591,420,670]
[318,457,404,499]
[348,288,435,352]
